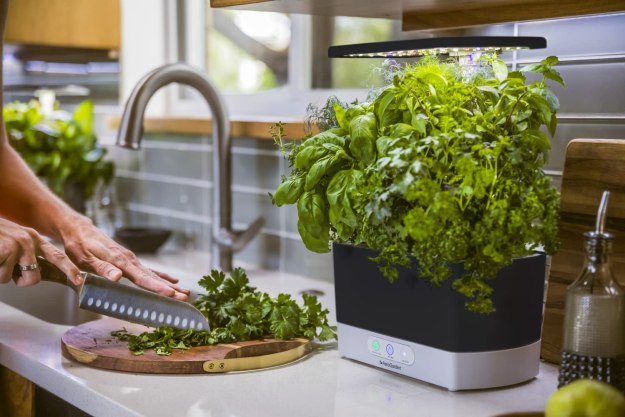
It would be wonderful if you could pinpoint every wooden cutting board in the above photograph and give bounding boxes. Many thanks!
[541,138,625,364]
[61,317,312,374]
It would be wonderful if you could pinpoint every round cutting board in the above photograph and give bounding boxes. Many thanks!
[61,317,312,374]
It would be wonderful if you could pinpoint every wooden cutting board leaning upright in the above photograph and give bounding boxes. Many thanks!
[541,139,625,364]
[61,317,312,374]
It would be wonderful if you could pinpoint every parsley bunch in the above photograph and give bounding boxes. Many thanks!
[112,268,336,355]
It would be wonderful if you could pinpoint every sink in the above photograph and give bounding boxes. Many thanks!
[0,281,99,326]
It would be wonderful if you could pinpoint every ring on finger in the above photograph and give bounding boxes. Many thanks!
[19,262,40,271]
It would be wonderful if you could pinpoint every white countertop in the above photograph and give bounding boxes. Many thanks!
[0,252,559,417]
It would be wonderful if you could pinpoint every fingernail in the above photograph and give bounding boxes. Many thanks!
[107,270,121,280]
[75,274,84,285]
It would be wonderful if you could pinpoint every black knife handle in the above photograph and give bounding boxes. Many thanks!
[11,256,79,292]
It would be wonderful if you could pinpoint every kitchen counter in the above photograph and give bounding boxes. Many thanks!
[0,252,559,417]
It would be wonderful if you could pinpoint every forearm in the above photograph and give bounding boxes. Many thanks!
[0,140,91,240]
[0,0,186,297]
[0,0,85,239]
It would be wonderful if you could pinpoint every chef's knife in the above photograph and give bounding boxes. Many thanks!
[12,257,210,331]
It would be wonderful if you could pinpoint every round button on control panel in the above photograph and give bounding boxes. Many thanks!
[371,339,380,351]
[367,336,414,365]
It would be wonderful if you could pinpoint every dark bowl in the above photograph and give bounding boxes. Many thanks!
[114,227,172,254]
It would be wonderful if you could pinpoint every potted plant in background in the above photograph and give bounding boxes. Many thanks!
[272,54,564,390]
[3,93,115,214]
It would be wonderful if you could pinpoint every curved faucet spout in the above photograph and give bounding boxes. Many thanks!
[116,62,262,271]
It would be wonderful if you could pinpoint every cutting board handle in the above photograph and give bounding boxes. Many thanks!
[202,339,312,373]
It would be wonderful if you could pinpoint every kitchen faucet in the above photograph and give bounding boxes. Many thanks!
[116,62,264,271]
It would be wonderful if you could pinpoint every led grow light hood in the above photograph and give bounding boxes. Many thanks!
[328,36,546,58]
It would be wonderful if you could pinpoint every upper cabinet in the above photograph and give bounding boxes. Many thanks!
[210,0,625,31]
[5,0,120,51]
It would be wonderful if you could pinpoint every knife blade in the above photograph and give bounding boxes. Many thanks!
[12,257,210,331]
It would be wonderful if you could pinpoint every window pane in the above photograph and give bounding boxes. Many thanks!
[206,8,290,92]
[312,17,397,89]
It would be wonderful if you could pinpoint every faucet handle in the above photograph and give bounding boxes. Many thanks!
[215,216,264,253]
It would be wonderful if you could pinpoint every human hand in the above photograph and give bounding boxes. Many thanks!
[61,217,190,300]
[0,217,82,287]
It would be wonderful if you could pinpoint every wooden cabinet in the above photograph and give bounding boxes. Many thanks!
[0,365,34,417]
[5,0,120,51]
[210,0,625,31]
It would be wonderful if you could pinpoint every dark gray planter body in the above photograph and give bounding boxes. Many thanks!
[333,243,547,353]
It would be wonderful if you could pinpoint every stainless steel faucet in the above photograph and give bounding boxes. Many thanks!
[116,62,264,271]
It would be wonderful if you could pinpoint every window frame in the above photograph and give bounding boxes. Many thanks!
[162,0,369,119]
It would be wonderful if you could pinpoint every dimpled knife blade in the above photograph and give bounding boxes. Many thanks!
[78,272,210,331]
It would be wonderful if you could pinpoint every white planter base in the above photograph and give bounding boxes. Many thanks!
[337,323,541,391]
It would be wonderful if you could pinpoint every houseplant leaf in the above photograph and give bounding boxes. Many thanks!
[3,97,115,207]
[72,100,94,135]
[349,113,377,164]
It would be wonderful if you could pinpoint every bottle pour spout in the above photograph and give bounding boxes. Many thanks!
[595,190,610,235]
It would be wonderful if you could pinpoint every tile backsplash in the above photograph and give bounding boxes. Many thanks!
[105,131,335,280]
[103,13,625,283]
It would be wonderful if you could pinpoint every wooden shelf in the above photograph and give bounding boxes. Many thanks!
[108,116,311,140]
[210,0,625,31]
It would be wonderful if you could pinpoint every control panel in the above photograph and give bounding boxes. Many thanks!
[367,336,414,365]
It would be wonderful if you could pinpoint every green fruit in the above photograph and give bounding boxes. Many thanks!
[545,379,625,417]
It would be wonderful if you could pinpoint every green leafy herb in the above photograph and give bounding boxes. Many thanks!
[272,55,563,313]
[112,268,336,355]
[3,98,115,201]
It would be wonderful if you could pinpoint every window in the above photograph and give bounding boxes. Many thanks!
[206,9,291,92]
[167,1,408,117]
[311,16,397,89]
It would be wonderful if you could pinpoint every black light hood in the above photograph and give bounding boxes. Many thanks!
[328,36,547,58]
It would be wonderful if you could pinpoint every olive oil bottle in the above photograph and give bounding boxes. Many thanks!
[558,191,625,392]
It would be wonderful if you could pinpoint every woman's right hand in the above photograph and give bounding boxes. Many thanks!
[0,217,82,287]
